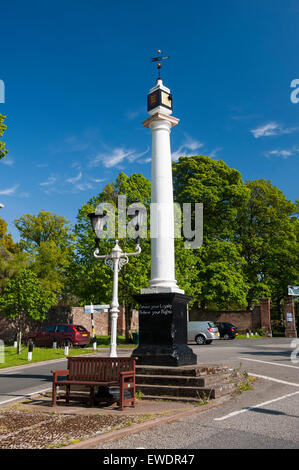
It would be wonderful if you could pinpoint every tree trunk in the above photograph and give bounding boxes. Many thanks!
[125,302,133,342]
[17,328,22,355]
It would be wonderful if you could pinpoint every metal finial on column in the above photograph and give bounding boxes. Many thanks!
[151,49,169,80]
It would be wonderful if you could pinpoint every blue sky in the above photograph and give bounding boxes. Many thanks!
[0,0,298,240]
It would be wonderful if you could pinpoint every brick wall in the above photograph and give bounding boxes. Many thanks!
[0,305,126,342]
[189,307,262,333]
[260,298,272,336]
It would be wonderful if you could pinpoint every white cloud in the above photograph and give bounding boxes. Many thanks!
[209,147,223,158]
[40,176,57,186]
[0,184,19,196]
[265,147,299,159]
[89,147,149,168]
[91,178,106,183]
[126,107,145,120]
[251,122,299,138]
[66,171,82,184]
[172,135,204,161]
[1,157,14,166]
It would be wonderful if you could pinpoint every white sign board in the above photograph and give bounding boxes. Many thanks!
[84,304,110,314]
[288,285,299,296]
[286,313,293,322]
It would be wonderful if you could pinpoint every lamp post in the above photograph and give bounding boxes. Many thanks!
[88,210,142,357]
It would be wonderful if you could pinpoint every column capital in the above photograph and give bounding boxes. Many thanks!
[142,112,179,129]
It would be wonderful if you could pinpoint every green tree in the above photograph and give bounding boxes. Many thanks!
[0,269,56,353]
[0,217,26,292]
[14,210,75,300]
[14,209,74,254]
[173,155,250,309]
[0,114,8,160]
[236,179,299,309]
[0,217,20,254]
[68,172,151,340]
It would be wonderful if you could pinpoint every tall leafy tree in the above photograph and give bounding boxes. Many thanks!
[236,179,299,309]
[0,269,56,353]
[172,155,250,309]
[14,210,75,300]
[0,217,19,254]
[68,172,151,339]
[0,114,8,160]
[0,217,26,292]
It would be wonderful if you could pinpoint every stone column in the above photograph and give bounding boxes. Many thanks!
[260,298,272,336]
[284,296,298,338]
[141,113,183,294]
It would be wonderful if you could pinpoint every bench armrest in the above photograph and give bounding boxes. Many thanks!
[120,370,135,378]
[52,369,69,382]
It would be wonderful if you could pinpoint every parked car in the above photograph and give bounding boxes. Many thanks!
[215,322,238,340]
[24,324,90,348]
[187,321,220,345]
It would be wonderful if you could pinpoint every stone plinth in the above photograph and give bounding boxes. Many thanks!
[131,292,197,367]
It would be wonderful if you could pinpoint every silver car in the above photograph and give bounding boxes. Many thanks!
[187,321,220,345]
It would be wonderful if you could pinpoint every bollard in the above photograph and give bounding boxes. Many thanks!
[93,336,97,352]
[13,341,17,348]
[28,341,34,361]
[53,341,57,349]
[64,344,69,356]
[0,340,4,363]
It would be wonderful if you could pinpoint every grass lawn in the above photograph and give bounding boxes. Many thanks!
[0,346,93,369]
[0,336,136,369]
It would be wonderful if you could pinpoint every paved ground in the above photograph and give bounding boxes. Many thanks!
[0,338,298,449]
[93,337,299,449]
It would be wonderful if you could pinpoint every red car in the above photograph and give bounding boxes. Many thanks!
[24,324,90,348]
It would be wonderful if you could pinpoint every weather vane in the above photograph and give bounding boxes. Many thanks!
[151,49,170,79]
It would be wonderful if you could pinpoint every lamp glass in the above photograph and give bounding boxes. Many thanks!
[88,213,106,238]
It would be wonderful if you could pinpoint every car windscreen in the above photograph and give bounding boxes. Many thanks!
[208,322,216,328]
[42,326,56,332]
[74,325,88,332]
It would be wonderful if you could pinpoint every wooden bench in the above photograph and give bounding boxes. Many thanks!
[51,356,136,411]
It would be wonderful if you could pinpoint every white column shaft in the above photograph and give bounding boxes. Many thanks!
[149,119,177,290]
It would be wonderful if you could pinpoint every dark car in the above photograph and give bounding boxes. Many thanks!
[24,324,90,348]
[215,322,238,340]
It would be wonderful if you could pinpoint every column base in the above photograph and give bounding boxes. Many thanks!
[131,292,197,367]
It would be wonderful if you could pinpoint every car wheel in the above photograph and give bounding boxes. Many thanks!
[205,340,213,345]
[65,340,74,348]
[195,335,206,345]
[223,334,230,340]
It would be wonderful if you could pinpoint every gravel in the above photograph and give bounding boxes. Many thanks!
[0,408,147,449]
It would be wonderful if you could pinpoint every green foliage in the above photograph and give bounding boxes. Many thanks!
[0,269,56,353]
[173,156,250,308]
[14,210,75,301]
[173,155,249,241]
[14,209,75,254]
[0,114,8,160]
[67,172,152,339]
[236,179,299,307]
[0,269,56,321]
[0,217,19,253]
[0,219,27,292]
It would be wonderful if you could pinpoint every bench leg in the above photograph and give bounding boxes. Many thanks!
[66,385,70,405]
[89,386,95,407]
[52,382,57,406]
